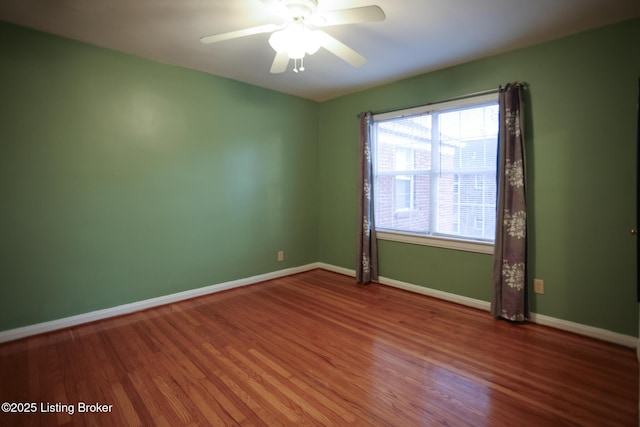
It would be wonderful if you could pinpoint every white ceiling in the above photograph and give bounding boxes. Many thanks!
[0,0,638,101]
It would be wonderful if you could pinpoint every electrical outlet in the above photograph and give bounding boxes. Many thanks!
[534,279,544,294]
[277,251,284,262]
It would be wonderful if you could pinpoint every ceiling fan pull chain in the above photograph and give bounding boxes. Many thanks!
[294,58,299,73]
[300,57,305,72]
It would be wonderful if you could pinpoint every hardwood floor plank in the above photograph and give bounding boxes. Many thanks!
[0,269,637,426]
[247,348,358,424]
[127,370,170,425]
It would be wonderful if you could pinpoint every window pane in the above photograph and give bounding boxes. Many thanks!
[436,171,496,240]
[375,115,431,173]
[374,115,431,233]
[434,104,498,241]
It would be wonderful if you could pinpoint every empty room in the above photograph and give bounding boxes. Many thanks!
[1,0,639,425]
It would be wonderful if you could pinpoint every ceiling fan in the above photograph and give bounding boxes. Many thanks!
[200,0,385,73]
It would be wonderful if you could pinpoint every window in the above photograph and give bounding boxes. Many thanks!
[394,148,414,211]
[372,94,499,253]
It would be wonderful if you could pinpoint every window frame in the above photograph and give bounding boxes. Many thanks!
[372,93,498,255]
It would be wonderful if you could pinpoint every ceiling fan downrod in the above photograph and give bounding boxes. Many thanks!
[280,0,318,20]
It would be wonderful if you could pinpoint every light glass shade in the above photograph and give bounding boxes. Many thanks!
[269,22,324,59]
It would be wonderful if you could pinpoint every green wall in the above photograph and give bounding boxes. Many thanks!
[1,18,639,338]
[0,22,319,331]
[318,18,640,336]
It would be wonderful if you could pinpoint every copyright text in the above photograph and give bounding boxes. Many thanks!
[2,402,113,415]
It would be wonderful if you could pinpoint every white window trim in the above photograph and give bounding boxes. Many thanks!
[373,93,498,121]
[376,230,494,254]
[373,93,498,253]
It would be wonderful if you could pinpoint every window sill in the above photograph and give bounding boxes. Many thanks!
[376,231,494,254]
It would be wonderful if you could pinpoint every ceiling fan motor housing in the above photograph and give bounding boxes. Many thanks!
[280,0,318,20]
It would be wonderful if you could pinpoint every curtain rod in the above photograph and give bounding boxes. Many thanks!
[366,88,499,117]
[362,83,508,116]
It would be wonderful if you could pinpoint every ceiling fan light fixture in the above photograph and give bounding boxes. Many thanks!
[268,22,324,59]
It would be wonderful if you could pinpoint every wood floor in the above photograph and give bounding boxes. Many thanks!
[0,269,637,426]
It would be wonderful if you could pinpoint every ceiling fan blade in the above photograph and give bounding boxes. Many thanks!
[200,24,280,44]
[270,52,289,73]
[313,6,385,27]
[319,32,367,67]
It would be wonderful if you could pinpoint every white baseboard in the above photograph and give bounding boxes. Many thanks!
[317,262,638,349]
[0,263,319,344]
[1,262,637,351]
[318,262,490,310]
[315,262,355,278]
[379,275,492,312]
[528,312,637,348]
